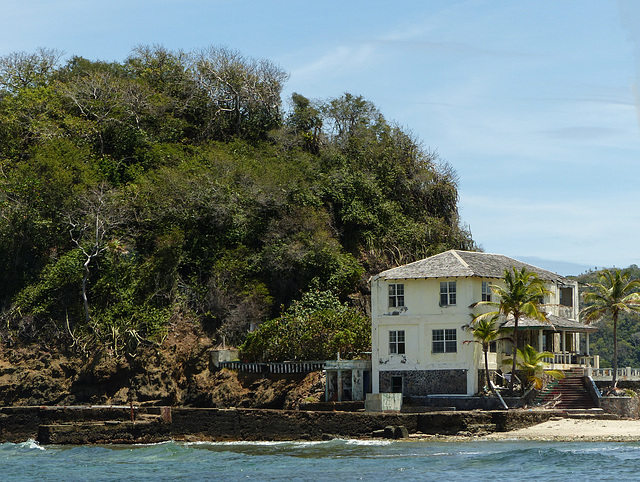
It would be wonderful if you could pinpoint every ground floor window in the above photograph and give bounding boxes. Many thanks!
[432,329,457,353]
[391,376,403,393]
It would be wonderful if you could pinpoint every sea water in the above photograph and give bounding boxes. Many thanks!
[2,438,640,481]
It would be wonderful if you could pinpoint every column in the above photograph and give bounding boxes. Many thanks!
[538,330,543,351]
[586,332,590,356]
[325,371,330,402]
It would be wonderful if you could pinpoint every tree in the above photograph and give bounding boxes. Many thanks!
[473,267,550,393]
[193,46,289,139]
[464,319,510,394]
[67,184,124,323]
[581,269,640,385]
[287,92,322,153]
[502,344,564,390]
[0,48,63,93]
[239,288,370,362]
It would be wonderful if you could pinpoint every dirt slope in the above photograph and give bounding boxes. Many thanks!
[0,319,324,408]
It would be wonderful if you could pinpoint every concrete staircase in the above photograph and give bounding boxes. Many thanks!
[534,368,598,409]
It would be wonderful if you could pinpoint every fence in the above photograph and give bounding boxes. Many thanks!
[591,367,640,381]
[218,361,326,374]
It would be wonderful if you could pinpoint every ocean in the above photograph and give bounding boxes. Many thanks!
[2,438,639,481]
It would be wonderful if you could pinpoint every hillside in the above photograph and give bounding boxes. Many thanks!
[0,46,475,403]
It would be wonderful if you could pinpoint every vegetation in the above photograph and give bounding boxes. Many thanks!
[473,267,550,393]
[0,45,475,358]
[580,269,640,385]
[502,344,564,391]
[465,319,510,394]
[239,288,370,362]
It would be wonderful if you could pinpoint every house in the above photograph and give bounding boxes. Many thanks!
[369,250,597,397]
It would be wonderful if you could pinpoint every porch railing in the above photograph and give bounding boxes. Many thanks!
[557,305,575,319]
[591,367,640,381]
[541,354,597,367]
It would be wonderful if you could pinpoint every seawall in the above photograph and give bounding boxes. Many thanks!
[0,406,562,444]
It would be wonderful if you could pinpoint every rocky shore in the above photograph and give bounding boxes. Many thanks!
[0,405,582,445]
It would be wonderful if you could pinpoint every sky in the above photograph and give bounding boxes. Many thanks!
[2,0,640,275]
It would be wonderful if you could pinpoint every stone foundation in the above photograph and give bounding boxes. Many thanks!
[379,370,467,396]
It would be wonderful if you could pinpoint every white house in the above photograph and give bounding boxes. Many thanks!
[370,250,597,397]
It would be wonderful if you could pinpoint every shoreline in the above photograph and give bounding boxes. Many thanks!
[477,417,640,442]
[1,405,637,444]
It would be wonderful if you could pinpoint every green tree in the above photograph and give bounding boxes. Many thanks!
[0,48,63,93]
[239,289,370,362]
[581,269,640,385]
[473,267,550,393]
[502,344,564,390]
[465,319,510,394]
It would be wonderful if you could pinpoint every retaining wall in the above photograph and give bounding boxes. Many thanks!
[0,406,561,444]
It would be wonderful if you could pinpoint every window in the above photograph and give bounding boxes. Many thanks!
[560,287,573,307]
[432,329,457,353]
[388,283,405,308]
[482,281,491,302]
[391,376,403,394]
[440,281,456,306]
[389,330,405,354]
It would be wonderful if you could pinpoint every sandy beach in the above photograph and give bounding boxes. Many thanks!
[483,417,640,442]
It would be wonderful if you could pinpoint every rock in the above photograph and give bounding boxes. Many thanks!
[384,425,395,438]
[393,425,409,439]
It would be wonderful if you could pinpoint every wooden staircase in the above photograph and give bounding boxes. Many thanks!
[534,368,598,409]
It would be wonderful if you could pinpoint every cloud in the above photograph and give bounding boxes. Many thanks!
[291,44,376,80]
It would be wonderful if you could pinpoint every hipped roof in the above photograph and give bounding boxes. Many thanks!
[373,250,570,285]
[501,314,597,333]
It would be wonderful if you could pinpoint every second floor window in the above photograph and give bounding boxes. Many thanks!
[482,281,491,302]
[389,283,405,308]
[440,281,456,306]
[389,330,405,354]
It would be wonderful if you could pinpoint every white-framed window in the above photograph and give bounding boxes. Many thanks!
[388,283,405,308]
[439,281,456,306]
[389,330,405,354]
[432,329,457,353]
[482,281,491,302]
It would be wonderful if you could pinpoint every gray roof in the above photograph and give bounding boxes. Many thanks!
[501,314,597,333]
[374,250,570,284]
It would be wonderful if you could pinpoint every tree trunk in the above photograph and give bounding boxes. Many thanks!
[612,314,618,386]
[82,257,91,323]
[510,315,519,393]
[484,347,494,394]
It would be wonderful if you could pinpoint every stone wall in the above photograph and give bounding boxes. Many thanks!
[0,406,562,443]
[600,396,640,419]
[379,370,467,396]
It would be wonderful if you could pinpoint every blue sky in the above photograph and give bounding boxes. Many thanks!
[3,1,639,275]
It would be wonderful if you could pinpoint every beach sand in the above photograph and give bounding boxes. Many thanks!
[483,417,640,442]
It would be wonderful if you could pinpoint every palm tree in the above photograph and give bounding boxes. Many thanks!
[581,269,640,386]
[465,319,510,393]
[502,344,564,390]
[474,267,550,393]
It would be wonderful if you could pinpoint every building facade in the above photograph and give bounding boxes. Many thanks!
[370,250,596,397]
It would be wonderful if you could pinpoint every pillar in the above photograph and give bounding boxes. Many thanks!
[586,332,590,356]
